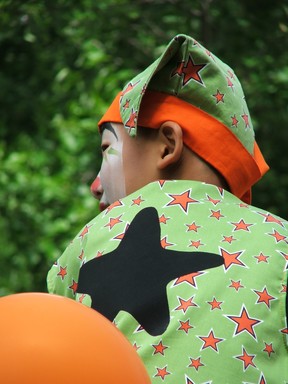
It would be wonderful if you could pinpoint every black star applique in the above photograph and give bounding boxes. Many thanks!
[78,207,223,336]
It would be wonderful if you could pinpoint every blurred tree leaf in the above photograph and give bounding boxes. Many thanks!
[0,0,287,295]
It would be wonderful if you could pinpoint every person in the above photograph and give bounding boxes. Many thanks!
[47,34,288,383]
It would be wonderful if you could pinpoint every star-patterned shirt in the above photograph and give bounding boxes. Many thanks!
[48,180,288,383]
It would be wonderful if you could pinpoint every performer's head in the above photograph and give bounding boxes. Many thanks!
[91,34,269,210]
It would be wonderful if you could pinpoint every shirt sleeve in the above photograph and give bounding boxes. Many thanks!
[47,234,83,299]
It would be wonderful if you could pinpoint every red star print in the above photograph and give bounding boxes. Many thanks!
[125,108,138,129]
[227,305,261,339]
[220,248,245,270]
[280,251,288,261]
[208,297,223,310]
[199,329,224,352]
[222,235,236,244]
[189,357,204,371]
[217,186,224,197]
[226,76,234,90]
[210,209,224,220]
[268,229,287,243]
[279,251,288,270]
[134,324,145,333]
[153,340,168,355]
[254,252,269,263]
[158,180,166,188]
[120,80,140,98]
[227,69,235,79]
[206,195,221,205]
[281,327,288,334]
[231,219,253,231]
[171,54,207,86]
[185,376,195,384]
[154,366,171,380]
[236,347,256,370]
[133,342,141,351]
[205,49,215,60]
[175,296,198,313]
[178,319,193,334]
[186,221,201,232]
[213,89,225,104]
[78,294,86,303]
[231,114,239,128]
[254,287,276,308]
[104,215,123,230]
[229,279,244,291]
[241,112,250,128]
[131,195,144,206]
[189,239,204,249]
[258,212,284,227]
[69,279,78,295]
[159,214,169,224]
[259,374,267,384]
[105,200,123,214]
[280,284,287,293]
[78,250,84,260]
[174,271,204,287]
[166,190,198,213]
[79,224,92,239]
[113,224,130,241]
[123,99,130,109]
[141,84,147,95]
[263,342,274,357]
[161,236,174,249]
[57,265,67,280]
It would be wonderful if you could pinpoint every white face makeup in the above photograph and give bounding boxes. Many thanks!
[98,123,126,206]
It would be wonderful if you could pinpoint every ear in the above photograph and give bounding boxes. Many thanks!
[157,121,183,170]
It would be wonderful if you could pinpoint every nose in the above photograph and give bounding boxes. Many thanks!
[90,175,103,200]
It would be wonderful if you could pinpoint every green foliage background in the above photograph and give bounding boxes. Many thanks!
[1,0,287,295]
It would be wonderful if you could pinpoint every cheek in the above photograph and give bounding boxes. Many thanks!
[100,142,126,203]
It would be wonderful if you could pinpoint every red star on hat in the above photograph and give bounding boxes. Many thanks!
[213,89,225,104]
[231,114,239,128]
[172,54,207,86]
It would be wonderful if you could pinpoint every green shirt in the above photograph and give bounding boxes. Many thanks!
[48,180,288,383]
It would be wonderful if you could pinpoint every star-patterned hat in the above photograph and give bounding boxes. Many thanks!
[98,34,269,203]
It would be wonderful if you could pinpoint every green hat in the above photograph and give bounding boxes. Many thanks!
[99,34,269,203]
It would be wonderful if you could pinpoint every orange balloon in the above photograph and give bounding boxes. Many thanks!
[0,293,151,384]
